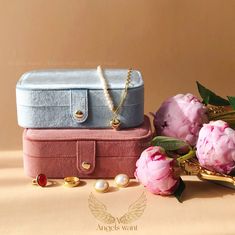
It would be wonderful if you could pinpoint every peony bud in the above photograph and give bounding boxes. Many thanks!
[135,146,179,195]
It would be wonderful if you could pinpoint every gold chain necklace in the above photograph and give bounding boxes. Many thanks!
[97,66,132,129]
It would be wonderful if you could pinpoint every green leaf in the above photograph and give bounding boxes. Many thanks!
[173,178,185,203]
[151,136,189,151]
[196,81,230,106]
[228,96,235,110]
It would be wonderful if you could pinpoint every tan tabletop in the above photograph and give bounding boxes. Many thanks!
[0,151,234,235]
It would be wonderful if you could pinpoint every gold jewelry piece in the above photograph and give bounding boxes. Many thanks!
[32,179,38,184]
[64,177,80,187]
[94,179,109,193]
[97,66,132,130]
[81,161,91,170]
[32,173,48,187]
[114,174,130,187]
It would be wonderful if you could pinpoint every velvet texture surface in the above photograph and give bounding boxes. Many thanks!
[23,116,152,178]
[16,69,144,129]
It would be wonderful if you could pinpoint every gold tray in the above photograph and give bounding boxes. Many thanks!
[181,158,235,189]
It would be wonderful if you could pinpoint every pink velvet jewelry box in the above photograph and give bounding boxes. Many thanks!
[23,116,152,179]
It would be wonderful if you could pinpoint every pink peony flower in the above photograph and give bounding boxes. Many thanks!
[196,120,235,174]
[153,93,208,146]
[135,146,179,195]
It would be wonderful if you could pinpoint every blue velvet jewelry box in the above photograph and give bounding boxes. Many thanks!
[16,68,144,129]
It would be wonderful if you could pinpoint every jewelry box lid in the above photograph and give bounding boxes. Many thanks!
[24,116,152,141]
[16,68,143,90]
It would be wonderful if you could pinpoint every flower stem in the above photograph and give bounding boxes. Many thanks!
[177,148,196,164]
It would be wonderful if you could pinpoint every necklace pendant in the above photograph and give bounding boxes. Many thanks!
[110,118,121,130]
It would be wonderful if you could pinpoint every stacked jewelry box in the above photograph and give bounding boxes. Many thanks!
[16,67,152,178]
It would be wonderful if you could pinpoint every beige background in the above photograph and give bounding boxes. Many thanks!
[1,151,235,235]
[1,0,235,150]
[1,3,234,234]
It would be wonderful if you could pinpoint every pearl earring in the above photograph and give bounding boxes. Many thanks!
[114,174,130,188]
[94,179,109,193]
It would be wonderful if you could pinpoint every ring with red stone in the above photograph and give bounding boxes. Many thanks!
[32,174,48,187]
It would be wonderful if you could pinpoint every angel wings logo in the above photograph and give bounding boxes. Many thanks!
[88,192,147,232]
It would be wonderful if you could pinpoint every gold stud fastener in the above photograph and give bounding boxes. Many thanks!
[74,110,84,119]
[110,118,121,130]
[82,161,91,170]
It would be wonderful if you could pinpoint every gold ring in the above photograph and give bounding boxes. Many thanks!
[32,179,38,185]
[32,173,48,187]
[64,177,80,187]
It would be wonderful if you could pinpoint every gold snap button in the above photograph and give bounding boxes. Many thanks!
[74,110,84,119]
[82,162,91,170]
[110,118,121,130]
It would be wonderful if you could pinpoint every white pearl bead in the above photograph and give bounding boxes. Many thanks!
[94,180,109,193]
[115,174,130,187]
